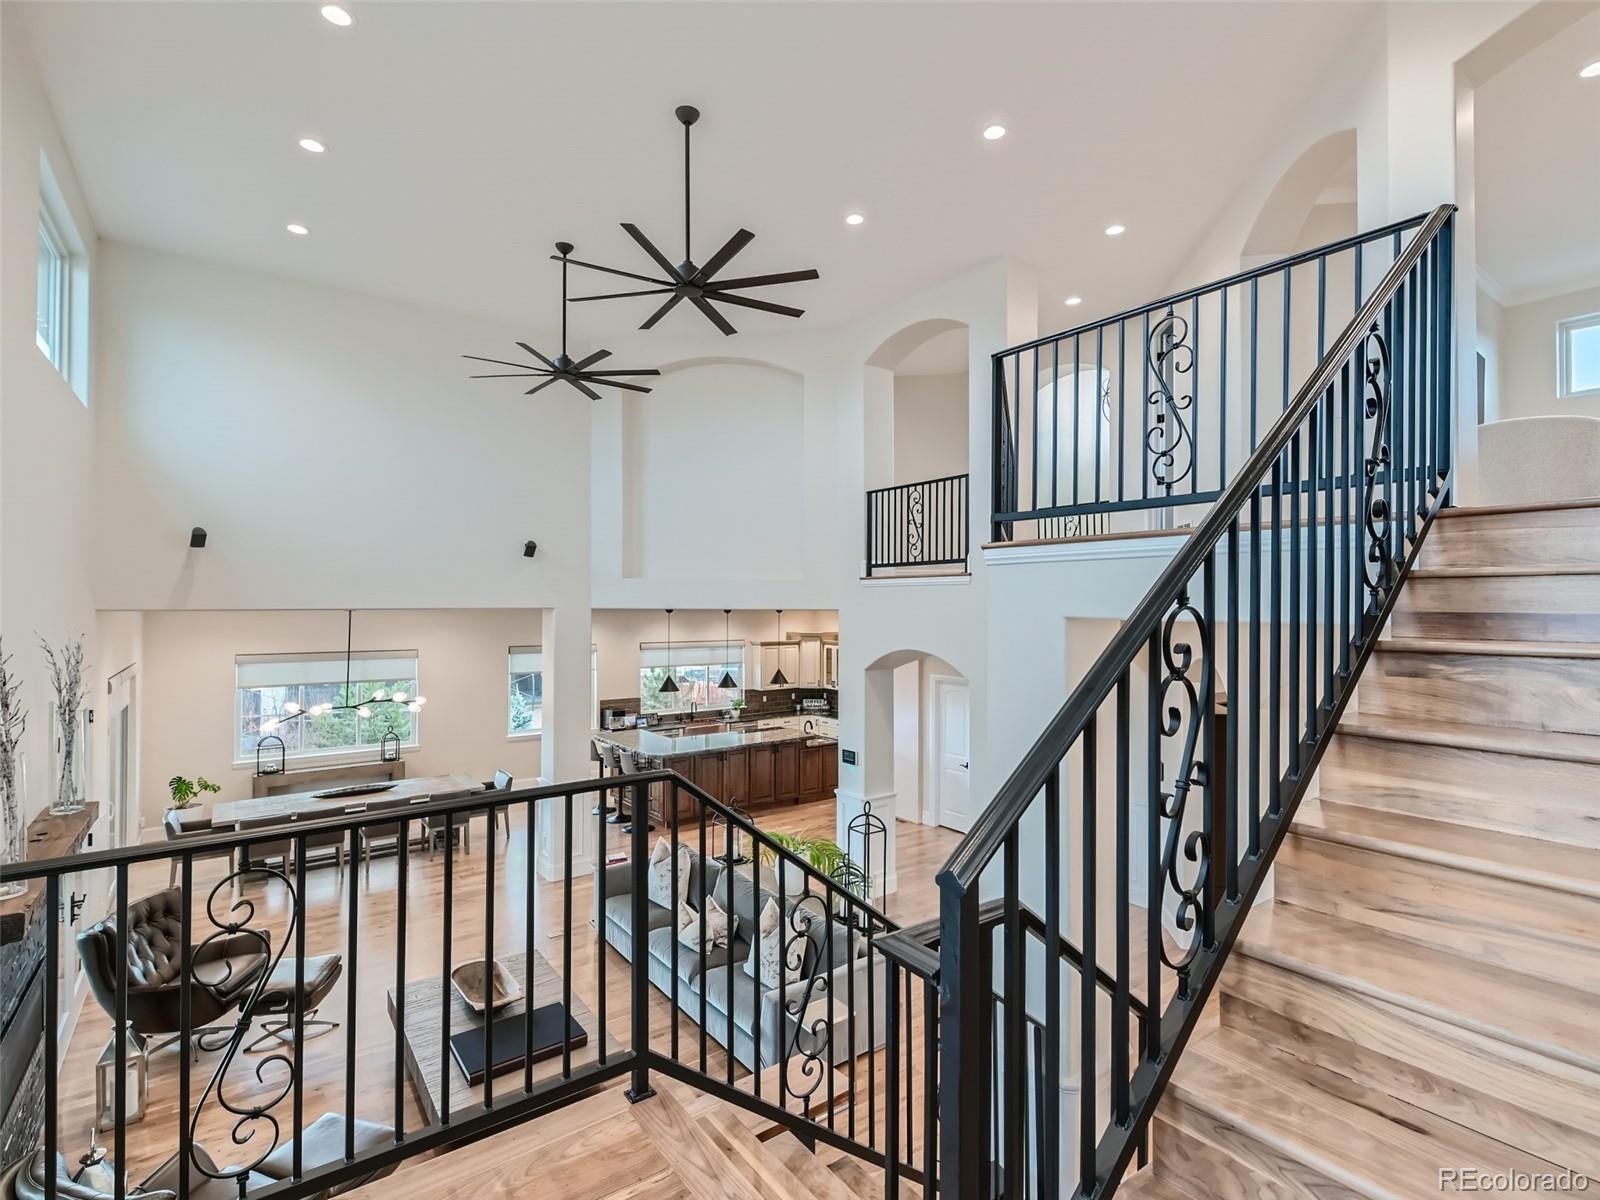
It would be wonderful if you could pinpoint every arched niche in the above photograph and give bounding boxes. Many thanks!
[862,319,972,493]
[1242,128,1358,264]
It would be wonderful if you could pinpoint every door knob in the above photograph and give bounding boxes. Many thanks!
[960,761,969,770]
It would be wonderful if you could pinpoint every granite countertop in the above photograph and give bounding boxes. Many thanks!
[597,716,836,759]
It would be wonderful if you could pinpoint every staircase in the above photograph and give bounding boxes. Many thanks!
[1123,497,1600,1199]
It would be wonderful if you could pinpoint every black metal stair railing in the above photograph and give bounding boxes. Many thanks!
[991,211,1441,542]
[866,473,970,575]
[0,770,916,1199]
[940,203,1456,1200]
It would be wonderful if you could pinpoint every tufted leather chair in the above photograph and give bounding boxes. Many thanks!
[76,887,268,1039]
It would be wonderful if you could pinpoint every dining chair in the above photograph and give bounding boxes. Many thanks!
[164,809,236,886]
[293,808,351,884]
[357,795,414,868]
[236,814,296,877]
[486,769,513,840]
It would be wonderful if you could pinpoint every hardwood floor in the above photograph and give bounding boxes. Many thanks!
[1125,499,1600,1200]
[52,799,959,1196]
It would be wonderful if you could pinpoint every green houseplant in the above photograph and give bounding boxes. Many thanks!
[760,832,868,898]
[168,775,221,811]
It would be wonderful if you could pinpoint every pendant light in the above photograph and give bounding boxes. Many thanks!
[657,609,680,694]
[259,610,427,736]
[768,609,789,687]
[717,609,738,691]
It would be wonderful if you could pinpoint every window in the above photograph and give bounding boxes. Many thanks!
[639,641,744,713]
[235,652,420,763]
[508,647,543,736]
[507,646,598,736]
[1559,313,1600,400]
[36,209,67,370]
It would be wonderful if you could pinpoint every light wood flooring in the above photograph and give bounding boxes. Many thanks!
[1123,499,1600,1199]
[52,799,958,1197]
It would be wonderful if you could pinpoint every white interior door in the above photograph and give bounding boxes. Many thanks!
[934,677,972,832]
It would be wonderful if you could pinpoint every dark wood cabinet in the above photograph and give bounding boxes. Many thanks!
[721,748,749,809]
[799,744,823,796]
[620,736,839,821]
[775,742,800,802]
[823,747,838,791]
[748,747,775,805]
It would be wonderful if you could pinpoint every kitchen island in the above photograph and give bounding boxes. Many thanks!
[596,716,838,818]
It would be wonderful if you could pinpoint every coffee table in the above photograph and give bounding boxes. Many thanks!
[386,949,613,1124]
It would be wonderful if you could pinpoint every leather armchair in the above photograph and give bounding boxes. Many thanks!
[76,887,268,1040]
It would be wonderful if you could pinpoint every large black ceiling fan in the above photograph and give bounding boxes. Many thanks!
[559,105,820,337]
[463,242,660,400]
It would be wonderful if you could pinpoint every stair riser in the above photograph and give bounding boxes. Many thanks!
[1276,834,1600,992]
[1363,649,1600,737]
[1424,507,1600,569]
[1322,733,1600,848]
[1390,575,1600,642]
[1218,957,1600,1176]
[1154,1104,1362,1200]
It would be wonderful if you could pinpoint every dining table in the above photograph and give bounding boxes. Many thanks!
[210,770,485,825]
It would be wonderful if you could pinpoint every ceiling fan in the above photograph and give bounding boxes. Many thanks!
[463,242,660,400]
[560,105,820,337]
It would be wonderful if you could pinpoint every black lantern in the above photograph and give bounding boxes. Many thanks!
[379,729,401,763]
[255,734,286,777]
[844,798,888,921]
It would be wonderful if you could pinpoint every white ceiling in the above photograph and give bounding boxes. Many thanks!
[18,1,1375,341]
[1476,9,1600,301]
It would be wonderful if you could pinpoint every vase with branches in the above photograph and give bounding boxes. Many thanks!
[41,636,87,815]
[0,639,27,900]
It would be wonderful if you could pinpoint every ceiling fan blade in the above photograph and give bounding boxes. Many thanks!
[573,349,612,371]
[706,268,820,290]
[693,229,754,283]
[565,377,603,401]
[640,293,685,330]
[464,353,551,371]
[691,295,738,336]
[586,369,663,377]
[516,342,558,369]
[707,291,805,319]
[584,377,654,394]
[523,378,561,395]
[470,372,546,379]
[556,255,668,288]
[570,287,678,302]
[621,223,683,280]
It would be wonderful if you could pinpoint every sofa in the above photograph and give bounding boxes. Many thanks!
[600,846,886,1074]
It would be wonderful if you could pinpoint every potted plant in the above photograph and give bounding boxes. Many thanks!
[760,832,868,899]
[168,775,221,812]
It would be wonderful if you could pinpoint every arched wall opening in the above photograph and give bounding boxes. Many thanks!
[863,319,971,493]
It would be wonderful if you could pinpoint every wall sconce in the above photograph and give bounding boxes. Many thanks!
[189,527,207,549]
[523,540,538,558]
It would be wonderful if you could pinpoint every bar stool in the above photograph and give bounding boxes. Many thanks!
[614,748,653,835]
[604,742,629,824]
[591,740,617,819]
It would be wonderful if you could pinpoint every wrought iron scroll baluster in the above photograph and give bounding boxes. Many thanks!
[1361,325,1395,598]
[1146,310,1196,494]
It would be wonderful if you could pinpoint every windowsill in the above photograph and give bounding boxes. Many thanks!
[507,731,543,742]
[232,744,421,771]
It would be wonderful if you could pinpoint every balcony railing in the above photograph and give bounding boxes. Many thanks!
[992,212,1435,543]
[866,473,970,577]
[0,771,922,1199]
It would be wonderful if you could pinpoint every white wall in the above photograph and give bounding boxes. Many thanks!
[134,608,549,834]
[1,6,105,834]
[1498,284,1600,420]
[1476,283,1506,424]
[892,372,967,484]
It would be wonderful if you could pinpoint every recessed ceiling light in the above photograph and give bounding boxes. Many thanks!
[286,223,309,236]
[1064,295,1083,306]
[1581,60,1600,78]
[1105,224,1126,237]
[982,124,1007,141]
[845,213,865,226]
[320,4,352,26]
[298,137,326,154]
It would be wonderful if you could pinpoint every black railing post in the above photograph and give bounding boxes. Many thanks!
[626,775,655,1103]
[938,877,984,1199]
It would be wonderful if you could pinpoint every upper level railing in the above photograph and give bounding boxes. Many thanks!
[991,212,1434,543]
[940,204,1455,1199]
[0,768,915,1199]
[866,472,970,576]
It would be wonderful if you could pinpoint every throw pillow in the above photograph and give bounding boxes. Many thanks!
[744,897,807,990]
[647,838,690,910]
[676,894,731,953]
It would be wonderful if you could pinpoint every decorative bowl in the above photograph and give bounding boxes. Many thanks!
[449,959,522,1014]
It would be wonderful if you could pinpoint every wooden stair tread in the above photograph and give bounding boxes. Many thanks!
[1335,711,1600,765]
[1295,796,1600,899]
[1237,904,1600,1074]
[1168,1027,1600,1200]
[1115,1169,1206,1200]
[765,1131,872,1200]
[630,1087,769,1200]
[1436,496,1600,519]
[1377,636,1600,658]
[1410,564,1600,578]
